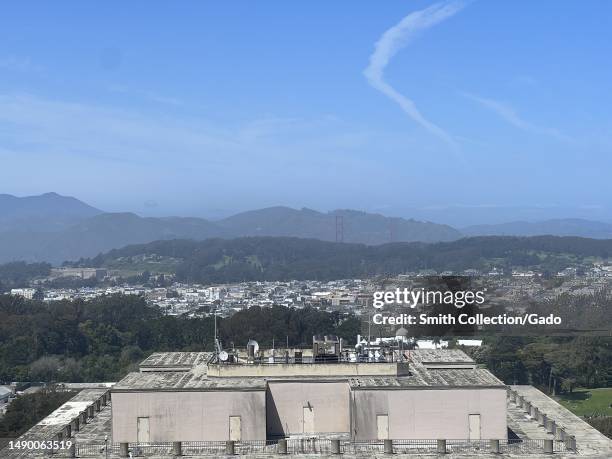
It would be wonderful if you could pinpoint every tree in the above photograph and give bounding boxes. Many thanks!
[29,356,62,382]
[0,387,76,438]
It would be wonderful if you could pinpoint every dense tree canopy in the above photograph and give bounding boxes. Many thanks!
[0,294,359,383]
[0,388,76,439]
[0,262,50,292]
[69,235,612,284]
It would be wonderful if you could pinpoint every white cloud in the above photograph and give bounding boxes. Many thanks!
[0,92,424,210]
[0,92,405,171]
[364,1,466,148]
[462,92,570,142]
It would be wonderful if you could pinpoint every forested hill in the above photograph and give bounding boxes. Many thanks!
[71,235,612,283]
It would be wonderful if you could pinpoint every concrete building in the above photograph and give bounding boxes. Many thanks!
[9,288,36,299]
[50,267,107,280]
[6,381,612,458]
[0,385,13,403]
[111,347,507,443]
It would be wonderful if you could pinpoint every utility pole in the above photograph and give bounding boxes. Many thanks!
[335,215,344,243]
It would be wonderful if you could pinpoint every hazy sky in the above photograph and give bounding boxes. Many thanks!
[1,1,611,224]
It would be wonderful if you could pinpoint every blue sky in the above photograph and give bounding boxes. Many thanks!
[1,1,611,225]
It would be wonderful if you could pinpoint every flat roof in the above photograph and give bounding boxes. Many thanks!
[111,349,500,391]
[408,349,475,364]
[349,366,505,390]
[38,389,108,425]
[139,352,211,370]
[113,371,266,391]
[511,385,612,457]
[113,366,503,391]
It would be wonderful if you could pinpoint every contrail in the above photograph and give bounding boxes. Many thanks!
[364,1,466,148]
[462,92,572,143]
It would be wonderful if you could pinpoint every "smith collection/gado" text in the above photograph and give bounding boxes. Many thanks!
[372,313,562,326]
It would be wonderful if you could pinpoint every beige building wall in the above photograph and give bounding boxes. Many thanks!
[351,388,507,440]
[111,390,266,442]
[266,382,350,438]
[208,362,409,378]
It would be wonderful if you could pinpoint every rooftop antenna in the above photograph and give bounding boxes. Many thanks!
[213,305,221,358]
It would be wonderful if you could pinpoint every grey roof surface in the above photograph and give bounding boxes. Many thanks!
[139,352,211,369]
[510,385,612,457]
[113,371,267,391]
[408,349,475,364]
[116,349,501,391]
[56,382,115,390]
[349,366,505,390]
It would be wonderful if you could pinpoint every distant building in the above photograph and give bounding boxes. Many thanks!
[50,267,107,280]
[330,295,356,306]
[0,386,12,403]
[457,339,483,347]
[10,288,36,299]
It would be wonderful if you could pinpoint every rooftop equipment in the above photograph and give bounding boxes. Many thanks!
[313,335,341,363]
[247,340,259,361]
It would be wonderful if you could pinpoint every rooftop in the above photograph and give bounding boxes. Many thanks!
[408,349,475,364]
[139,351,211,372]
[113,371,266,391]
[510,385,612,457]
[349,367,505,390]
[111,348,498,391]
[405,349,477,370]
[2,389,110,458]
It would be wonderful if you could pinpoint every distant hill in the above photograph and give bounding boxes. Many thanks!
[0,213,227,264]
[0,196,462,263]
[463,218,612,239]
[5,193,612,265]
[218,206,461,244]
[0,192,102,232]
[74,235,612,283]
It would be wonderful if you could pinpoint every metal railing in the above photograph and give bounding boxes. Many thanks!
[75,443,117,457]
[285,438,334,454]
[45,438,576,457]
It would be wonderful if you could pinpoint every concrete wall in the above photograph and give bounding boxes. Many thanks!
[351,388,507,440]
[111,390,266,442]
[208,362,409,378]
[112,386,506,442]
[266,382,350,438]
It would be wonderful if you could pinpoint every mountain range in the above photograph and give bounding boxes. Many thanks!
[1,193,612,264]
[0,192,101,232]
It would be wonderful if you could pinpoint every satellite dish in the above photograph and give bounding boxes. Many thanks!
[219,351,229,362]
